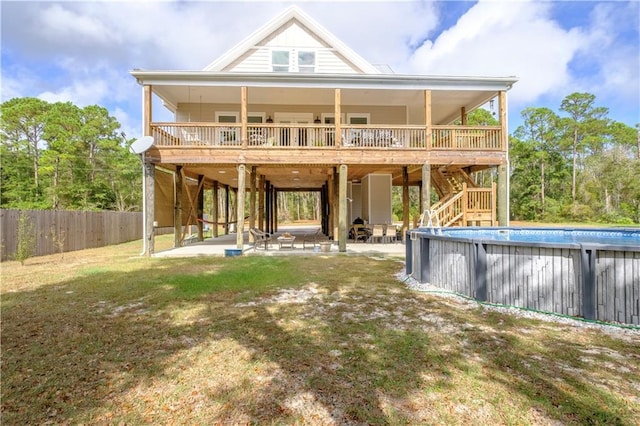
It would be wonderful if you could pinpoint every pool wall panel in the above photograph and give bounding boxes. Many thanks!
[408,229,640,326]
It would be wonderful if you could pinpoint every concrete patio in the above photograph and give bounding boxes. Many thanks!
[153,225,406,258]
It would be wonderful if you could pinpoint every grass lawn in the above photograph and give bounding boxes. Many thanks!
[2,237,639,425]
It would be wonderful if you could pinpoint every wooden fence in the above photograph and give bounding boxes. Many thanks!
[1,209,145,261]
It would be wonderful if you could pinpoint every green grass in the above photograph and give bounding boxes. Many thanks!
[2,239,639,425]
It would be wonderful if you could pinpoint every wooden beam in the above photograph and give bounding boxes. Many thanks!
[498,164,508,226]
[249,166,256,242]
[258,175,265,231]
[402,166,409,241]
[224,185,230,235]
[339,164,347,252]
[174,166,183,247]
[424,90,432,150]
[335,89,341,147]
[197,175,205,241]
[236,164,246,249]
[422,163,431,214]
[212,180,219,238]
[461,106,467,125]
[143,85,152,136]
[143,161,155,256]
[241,86,248,148]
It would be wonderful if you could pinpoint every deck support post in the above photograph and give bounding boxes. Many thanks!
[422,163,431,215]
[258,175,265,232]
[338,164,347,252]
[327,172,334,239]
[224,185,230,235]
[249,166,256,242]
[332,167,339,240]
[197,174,204,241]
[402,166,409,242]
[497,164,508,226]
[272,187,278,233]
[265,180,271,234]
[236,164,246,249]
[143,161,155,256]
[174,166,182,247]
[212,180,219,238]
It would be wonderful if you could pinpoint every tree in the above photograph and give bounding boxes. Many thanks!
[559,93,609,201]
[0,98,50,207]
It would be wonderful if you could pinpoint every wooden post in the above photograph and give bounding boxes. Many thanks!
[339,164,347,252]
[462,182,468,226]
[241,86,248,148]
[143,161,155,256]
[258,175,265,231]
[424,90,432,150]
[249,166,256,242]
[498,91,509,224]
[491,181,497,226]
[265,180,271,233]
[461,106,467,125]
[212,180,219,238]
[335,89,342,147]
[197,175,204,241]
[327,172,334,239]
[224,185,230,235]
[143,85,152,137]
[236,164,246,249]
[497,165,508,226]
[174,166,182,247]
[422,163,431,214]
[402,166,409,241]
[273,187,278,233]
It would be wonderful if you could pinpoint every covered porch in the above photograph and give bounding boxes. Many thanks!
[131,72,516,255]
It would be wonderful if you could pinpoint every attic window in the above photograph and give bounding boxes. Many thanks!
[272,50,290,72]
[297,51,315,73]
[271,49,315,73]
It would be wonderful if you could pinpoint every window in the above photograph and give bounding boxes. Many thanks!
[347,114,370,125]
[215,112,239,144]
[272,50,289,72]
[271,49,315,72]
[297,51,315,73]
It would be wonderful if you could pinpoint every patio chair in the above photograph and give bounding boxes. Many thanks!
[349,224,370,242]
[384,224,397,243]
[249,228,272,251]
[369,224,385,243]
[302,228,326,249]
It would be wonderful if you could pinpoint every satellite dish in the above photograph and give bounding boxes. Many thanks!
[129,136,154,154]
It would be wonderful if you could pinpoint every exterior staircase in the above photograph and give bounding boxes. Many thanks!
[425,166,496,228]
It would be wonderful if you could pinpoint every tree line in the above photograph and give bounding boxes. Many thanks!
[1,94,638,224]
[1,98,141,211]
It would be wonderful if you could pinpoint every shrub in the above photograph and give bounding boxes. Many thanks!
[14,212,35,265]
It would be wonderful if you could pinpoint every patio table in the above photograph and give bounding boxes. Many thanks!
[277,236,296,249]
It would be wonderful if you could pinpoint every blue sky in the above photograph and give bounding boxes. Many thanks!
[1,0,638,139]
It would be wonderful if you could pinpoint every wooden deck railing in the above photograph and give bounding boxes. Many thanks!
[428,183,496,227]
[150,123,503,151]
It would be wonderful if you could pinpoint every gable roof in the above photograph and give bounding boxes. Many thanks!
[203,5,381,74]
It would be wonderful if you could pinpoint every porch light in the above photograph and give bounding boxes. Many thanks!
[218,170,226,174]
[292,170,299,174]
[314,116,321,123]
[266,116,273,123]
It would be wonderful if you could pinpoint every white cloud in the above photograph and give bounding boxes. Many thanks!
[408,0,586,106]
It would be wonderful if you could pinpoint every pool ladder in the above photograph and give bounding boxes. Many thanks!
[419,210,443,235]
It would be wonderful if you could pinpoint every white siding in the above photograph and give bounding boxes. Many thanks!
[225,20,363,74]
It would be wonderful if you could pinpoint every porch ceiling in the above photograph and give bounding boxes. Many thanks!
[165,163,431,191]
[135,71,517,125]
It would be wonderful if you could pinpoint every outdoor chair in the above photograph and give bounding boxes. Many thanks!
[349,224,370,242]
[384,224,397,243]
[249,228,272,251]
[302,228,326,249]
[369,225,385,243]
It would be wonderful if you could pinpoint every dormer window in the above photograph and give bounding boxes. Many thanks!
[271,49,315,73]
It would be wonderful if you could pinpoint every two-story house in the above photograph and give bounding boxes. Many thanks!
[131,6,517,255]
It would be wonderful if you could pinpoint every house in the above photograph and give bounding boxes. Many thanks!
[130,6,517,255]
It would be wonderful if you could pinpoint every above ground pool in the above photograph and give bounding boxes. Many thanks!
[436,227,640,248]
[406,227,640,326]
